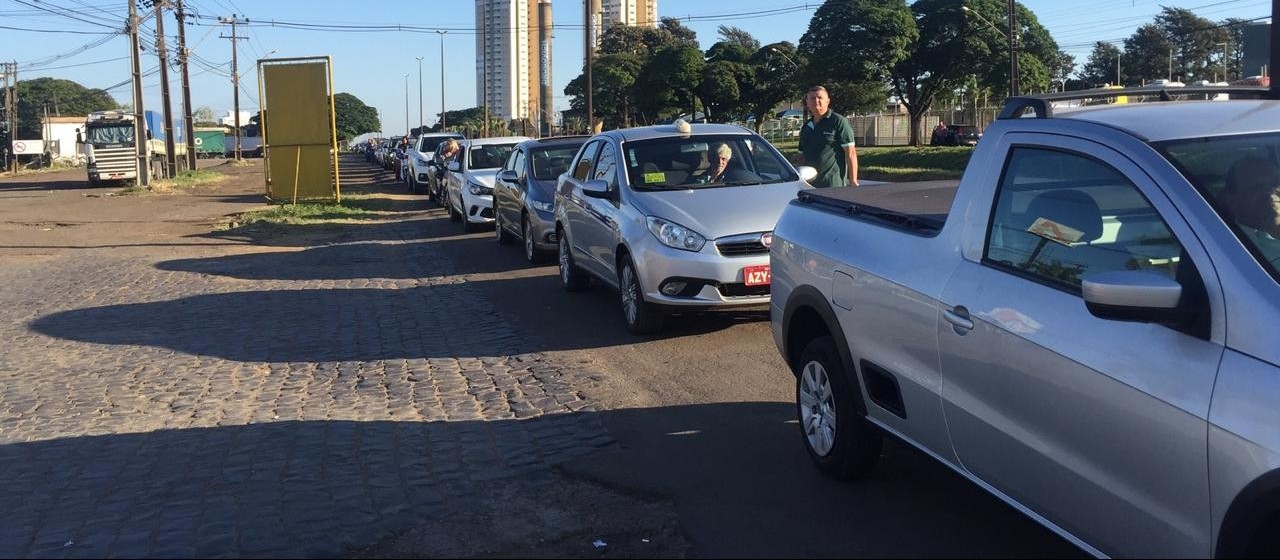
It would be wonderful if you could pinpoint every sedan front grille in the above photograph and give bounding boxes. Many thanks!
[715,233,770,257]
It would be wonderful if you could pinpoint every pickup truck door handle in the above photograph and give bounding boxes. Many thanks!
[944,306,974,334]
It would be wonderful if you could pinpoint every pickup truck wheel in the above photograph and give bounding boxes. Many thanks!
[619,257,663,334]
[448,195,461,222]
[558,231,589,292]
[797,336,882,479]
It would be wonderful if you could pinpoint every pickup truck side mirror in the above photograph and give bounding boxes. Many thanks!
[796,165,818,183]
[581,179,612,199]
[1081,271,1186,324]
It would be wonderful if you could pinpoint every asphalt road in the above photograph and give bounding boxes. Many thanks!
[408,178,1085,558]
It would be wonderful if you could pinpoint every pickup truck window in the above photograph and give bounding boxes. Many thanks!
[1158,134,1280,283]
[985,147,1185,291]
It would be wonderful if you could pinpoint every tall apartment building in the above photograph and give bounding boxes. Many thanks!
[475,0,553,126]
[601,0,657,28]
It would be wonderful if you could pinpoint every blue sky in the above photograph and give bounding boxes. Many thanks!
[2,0,1271,136]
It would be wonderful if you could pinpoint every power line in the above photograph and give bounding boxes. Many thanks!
[0,24,119,34]
[26,55,130,71]
[8,0,122,30]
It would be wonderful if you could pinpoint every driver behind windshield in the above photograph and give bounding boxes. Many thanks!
[688,143,751,184]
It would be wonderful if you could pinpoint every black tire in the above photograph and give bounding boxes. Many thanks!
[448,194,461,222]
[558,228,590,292]
[408,174,418,194]
[618,256,663,335]
[795,336,883,479]
[523,214,544,264]
[495,204,513,245]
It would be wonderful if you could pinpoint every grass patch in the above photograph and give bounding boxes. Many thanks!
[218,194,394,230]
[12,161,81,176]
[775,143,974,182]
[118,169,226,195]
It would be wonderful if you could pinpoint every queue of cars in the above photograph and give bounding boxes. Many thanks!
[385,85,1280,558]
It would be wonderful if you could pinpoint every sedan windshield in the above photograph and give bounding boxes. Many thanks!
[623,134,798,190]
[86,124,134,146]
[1157,133,1280,282]
[467,144,516,170]
[529,146,582,180]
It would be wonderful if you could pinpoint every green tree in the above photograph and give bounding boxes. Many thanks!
[1220,18,1251,81]
[1155,7,1229,83]
[717,25,760,52]
[744,41,803,133]
[1122,24,1173,84]
[798,0,916,115]
[193,105,217,126]
[14,77,116,139]
[637,45,705,122]
[333,92,380,141]
[888,0,969,146]
[1052,50,1076,91]
[1078,41,1122,88]
[962,0,1059,96]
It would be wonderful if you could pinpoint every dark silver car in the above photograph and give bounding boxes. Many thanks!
[493,136,589,262]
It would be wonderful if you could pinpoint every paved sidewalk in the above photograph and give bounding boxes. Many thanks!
[0,158,632,558]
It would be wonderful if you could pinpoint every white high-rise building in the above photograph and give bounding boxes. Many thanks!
[601,0,657,28]
[475,0,552,125]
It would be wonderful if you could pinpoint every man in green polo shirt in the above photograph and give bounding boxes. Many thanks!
[798,85,859,188]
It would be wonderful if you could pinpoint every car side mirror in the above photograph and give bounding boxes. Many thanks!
[146,130,153,140]
[796,166,818,183]
[581,179,612,199]
[448,161,461,172]
[498,169,520,184]
[1082,271,1186,324]
[76,132,84,145]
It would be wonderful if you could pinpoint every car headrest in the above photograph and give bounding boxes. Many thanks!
[1024,190,1104,243]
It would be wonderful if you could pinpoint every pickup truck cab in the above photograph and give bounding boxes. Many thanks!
[771,89,1280,558]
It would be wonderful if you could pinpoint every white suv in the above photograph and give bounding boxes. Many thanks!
[444,137,530,232]
[408,133,462,198]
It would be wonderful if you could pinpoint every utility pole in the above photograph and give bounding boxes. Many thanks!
[3,61,16,175]
[480,1,489,138]
[127,1,148,185]
[1117,53,1122,86]
[403,73,410,136]
[219,16,247,161]
[584,0,594,134]
[176,0,196,170]
[437,31,447,129]
[1007,0,1019,97]
[415,56,424,133]
[153,0,178,178]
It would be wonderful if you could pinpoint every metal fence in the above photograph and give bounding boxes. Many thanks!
[745,107,1003,147]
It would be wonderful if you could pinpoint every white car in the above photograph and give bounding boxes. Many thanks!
[407,132,463,197]
[445,136,531,232]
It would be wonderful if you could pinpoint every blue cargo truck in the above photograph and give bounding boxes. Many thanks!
[80,110,187,185]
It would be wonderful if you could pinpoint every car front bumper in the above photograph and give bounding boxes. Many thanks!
[632,236,771,307]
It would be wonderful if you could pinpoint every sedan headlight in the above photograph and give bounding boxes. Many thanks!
[646,216,706,252]
[529,199,554,213]
[468,181,493,196]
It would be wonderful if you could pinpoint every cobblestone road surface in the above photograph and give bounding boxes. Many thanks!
[0,159,624,558]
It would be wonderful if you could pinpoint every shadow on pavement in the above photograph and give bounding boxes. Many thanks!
[0,403,1083,559]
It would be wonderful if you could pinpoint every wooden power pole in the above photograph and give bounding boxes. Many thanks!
[176,0,196,170]
[152,0,178,178]
[128,0,148,185]
[219,16,247,161]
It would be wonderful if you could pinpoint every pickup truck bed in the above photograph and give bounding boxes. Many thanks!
[797,181,958,234]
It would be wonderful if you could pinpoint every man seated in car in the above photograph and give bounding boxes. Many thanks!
[687,143,754,184]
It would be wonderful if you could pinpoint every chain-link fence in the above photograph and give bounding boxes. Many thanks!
[741,106,1004,147]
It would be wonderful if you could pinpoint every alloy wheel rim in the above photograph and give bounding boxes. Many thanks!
[622,265,638,325]
[799,360,837,457]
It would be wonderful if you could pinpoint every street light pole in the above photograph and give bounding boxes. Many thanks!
[415,56,424,132]
[1007,0,1019,97]
[437,30,447,129]
[1218,42,1230,82]
[403,73,410,136]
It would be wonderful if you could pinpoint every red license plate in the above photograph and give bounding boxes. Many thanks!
[743,265,771,286]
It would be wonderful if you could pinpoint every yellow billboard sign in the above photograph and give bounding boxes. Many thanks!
[258,57,340,202]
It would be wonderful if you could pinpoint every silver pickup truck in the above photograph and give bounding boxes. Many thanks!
[770,89,1280,558]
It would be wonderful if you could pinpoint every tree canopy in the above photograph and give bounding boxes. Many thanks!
[333,92,380,142]
[14,77,117,139]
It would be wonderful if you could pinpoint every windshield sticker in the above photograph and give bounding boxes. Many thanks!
[644,172,667,184]
[628,149,638,167]
[1027,217,1084,246]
